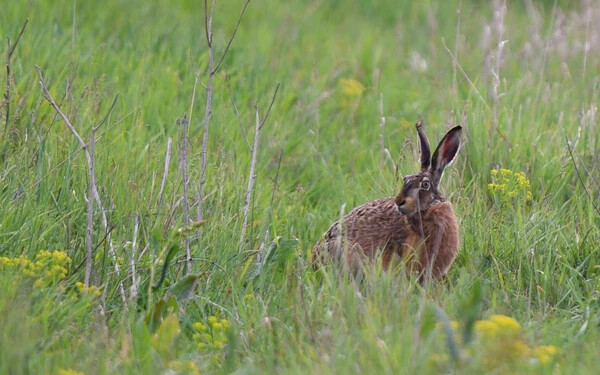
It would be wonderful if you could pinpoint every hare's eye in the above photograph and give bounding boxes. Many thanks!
[421,180,430,189]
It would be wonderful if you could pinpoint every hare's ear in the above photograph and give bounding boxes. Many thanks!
[416,120,431,171]
[430,126,462,182]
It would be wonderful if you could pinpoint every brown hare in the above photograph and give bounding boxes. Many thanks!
[312,121,462,282]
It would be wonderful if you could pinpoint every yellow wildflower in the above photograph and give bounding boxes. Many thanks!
[475,320,499,336]
[339,78,365,97]
[193,322,207,332]
[533,345,560,364]
[57,369,85,375]
[489,314,521,333]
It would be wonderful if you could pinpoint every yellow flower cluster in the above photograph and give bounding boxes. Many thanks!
[488,168,533,201]
[193,315,231,351]
[430,314,560,371]
[166,360,200,375]
[0,250,71,288]
[74,282,102,297]
[57,369,85,375]
[475,314,560,367]
[339,78,365,97]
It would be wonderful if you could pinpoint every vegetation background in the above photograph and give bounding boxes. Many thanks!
[1,0,599,373]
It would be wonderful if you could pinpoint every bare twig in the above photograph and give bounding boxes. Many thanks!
[197,0,217,236]
[240,106,262,252]
[84,127,95,288]
[36,66,126,302]
[157,137,173,213]
[212,0,251,75]
[27,106,138,191]
[177,114,192,274]
[566,136,600,217]
[239,85,280,251]
[130,212,140,301]
[3,19,29,149]
[259,83,280,130]
[258,149,283,263]
[198,0,252,237]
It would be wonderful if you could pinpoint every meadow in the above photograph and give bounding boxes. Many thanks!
[1,0,599,373]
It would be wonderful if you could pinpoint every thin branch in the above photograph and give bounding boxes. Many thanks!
[93,94,119,131]
[177,114,192,274]
[240,84,280,251]
[566,136,600,217]
[157,137,173,213]
[212,0,251,75]
[259,83,280,130]
[130,212,140,301]
[84,127,95,288]
[3,19,29,148]
[36,66,126,302]
[240,106,262,251]
[8,19,29,57]
[27,106,138,191]
[197,0,217,235]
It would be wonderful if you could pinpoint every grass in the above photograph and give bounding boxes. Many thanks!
[1,0,599,373]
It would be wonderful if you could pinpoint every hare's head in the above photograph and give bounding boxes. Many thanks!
[395,121,462,215]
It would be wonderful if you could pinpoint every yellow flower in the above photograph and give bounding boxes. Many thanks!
[339,78,365,97]
[193,322,207,332]
[475,320,499,336]
[207,316,218,325]
[57,369,85,375]
[533,345,560,364]
[489,315,521,333]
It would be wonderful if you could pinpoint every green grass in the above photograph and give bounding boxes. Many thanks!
[1,0,599,373]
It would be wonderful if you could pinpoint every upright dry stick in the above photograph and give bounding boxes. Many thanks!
[36,66,126,302]
[239,107,261,252]
[197,0,216,237]
[84,126,96,287]
[177,114,191,274]
[239,84,280,252]
[197,0,251,236]
[130,212,140,301]
[2,19,29,148]
[157,137,173,215]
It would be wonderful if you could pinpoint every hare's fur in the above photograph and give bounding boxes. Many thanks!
[312,122,462,281]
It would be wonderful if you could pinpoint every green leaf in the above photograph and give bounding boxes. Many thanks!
[167,274,200,302]
[151,313,181,360]
[145,295,179,333]
[152,244,180,290]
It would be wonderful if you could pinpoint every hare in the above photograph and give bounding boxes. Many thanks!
[312,121,462,282]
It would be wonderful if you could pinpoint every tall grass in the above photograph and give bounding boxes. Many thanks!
[1,0,599,373]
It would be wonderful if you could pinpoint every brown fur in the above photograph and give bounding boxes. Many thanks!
[312,122,462,282]
[312,198,459,280]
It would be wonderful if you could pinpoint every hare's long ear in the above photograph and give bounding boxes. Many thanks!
[416,120,431,171]
[430,126,462,183]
